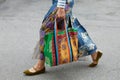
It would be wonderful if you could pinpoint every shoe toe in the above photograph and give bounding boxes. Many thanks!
[23,70,32,75]
[23,67,46,76]
[89,63,97,67]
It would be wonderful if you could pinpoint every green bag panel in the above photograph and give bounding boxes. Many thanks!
[68,28,77,32]
[44,32,54,67]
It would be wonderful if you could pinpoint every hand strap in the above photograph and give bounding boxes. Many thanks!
[68,16,72,28]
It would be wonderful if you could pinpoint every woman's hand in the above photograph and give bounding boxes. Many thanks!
[56,7,66,19]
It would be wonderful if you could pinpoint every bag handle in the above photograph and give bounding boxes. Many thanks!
[68,16,72,28]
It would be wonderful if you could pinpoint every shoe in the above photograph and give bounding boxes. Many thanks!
[23,66,45,76]
[89,51,103,67]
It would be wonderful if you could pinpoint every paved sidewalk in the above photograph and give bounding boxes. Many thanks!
[0,0,120,80]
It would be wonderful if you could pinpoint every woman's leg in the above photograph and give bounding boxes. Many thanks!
[89,50,103,67]
[28,59,45,72]
[26,30,46,73]
[91,51,98,64]
[23,29,47,76]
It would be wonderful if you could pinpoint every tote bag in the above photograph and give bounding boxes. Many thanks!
[44,18,79,67]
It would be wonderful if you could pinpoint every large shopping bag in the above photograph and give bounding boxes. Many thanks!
[54,18,73,65]
[72,18,97,57]
[44,18,79,67]
[44,32,57,66]
[44,19,72,67]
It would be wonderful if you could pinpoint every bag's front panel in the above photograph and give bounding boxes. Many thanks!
[57,32,71,64]
[44,32,56,66]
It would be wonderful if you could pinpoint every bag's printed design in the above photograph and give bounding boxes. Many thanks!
[57,35,70,64]
[44,32,57,66]
[54,20,72,65]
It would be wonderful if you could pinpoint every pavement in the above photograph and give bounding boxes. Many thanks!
[0,0,120,80]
